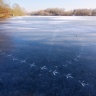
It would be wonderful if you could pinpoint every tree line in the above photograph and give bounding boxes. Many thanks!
[0,0,26,19]
[1,0,96,18]
[30,8,96,16]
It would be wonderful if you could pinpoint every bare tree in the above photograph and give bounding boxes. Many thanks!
[92,9,96,16]
[12,4,26,16]
[0,0,10,18]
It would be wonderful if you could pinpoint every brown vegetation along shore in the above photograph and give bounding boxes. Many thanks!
[1,0,96,19]
[0,0,10,19]
[30,8,96,16]
[0,0,26,19]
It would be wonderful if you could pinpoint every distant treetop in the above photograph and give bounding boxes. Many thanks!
[30,8,96,16]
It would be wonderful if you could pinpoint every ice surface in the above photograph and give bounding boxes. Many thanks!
[0,16,96,96]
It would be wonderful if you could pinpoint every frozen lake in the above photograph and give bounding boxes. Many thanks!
[0,16,96,96]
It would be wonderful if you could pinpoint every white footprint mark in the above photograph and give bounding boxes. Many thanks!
[67,61,72,64]
[79,81,89,87]
[7,54,12,57]
[1,52,5,55]
[30,63,35,67]
[53,70,58,75]
[77,55,81,58]
[21,60,26,63]
[41,66,47,70]
[63,64,67,67]
[74,58,79,61]
[13,58,18,61]
[66,74,73,79]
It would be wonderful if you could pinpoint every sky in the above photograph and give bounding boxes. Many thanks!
[8,0,96,12]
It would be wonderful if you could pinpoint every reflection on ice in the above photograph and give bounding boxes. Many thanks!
[52,16,96,21]
[11,16,24,19]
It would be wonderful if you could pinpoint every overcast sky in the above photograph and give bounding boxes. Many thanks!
[9,0,96,12]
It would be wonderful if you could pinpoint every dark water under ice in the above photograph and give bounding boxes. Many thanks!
[0,16,96,96]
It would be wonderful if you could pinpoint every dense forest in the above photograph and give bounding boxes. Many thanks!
[30,8,96,16]
[0,0,26,19]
